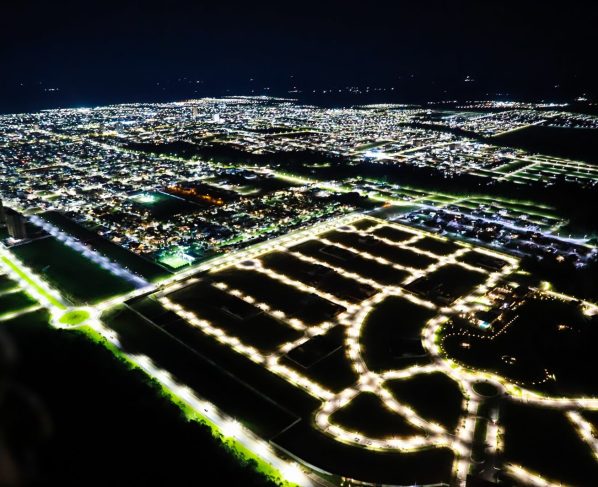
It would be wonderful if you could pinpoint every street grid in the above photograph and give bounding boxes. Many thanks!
[147,215,598,486]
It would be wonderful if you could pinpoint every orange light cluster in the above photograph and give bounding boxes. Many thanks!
[167,185,225,206]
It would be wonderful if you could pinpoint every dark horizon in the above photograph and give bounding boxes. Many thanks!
[2,1,597,114]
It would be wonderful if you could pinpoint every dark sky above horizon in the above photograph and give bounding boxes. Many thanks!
[2,1,597,112]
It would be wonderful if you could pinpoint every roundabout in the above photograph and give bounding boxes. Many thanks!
[54,308,94,328]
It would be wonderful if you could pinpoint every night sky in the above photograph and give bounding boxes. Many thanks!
[2,1,597,112]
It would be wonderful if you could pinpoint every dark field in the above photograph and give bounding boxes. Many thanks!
[361,296,436,371]
[260,251,376,303]
[0,311,277,487]
[126,299,319,419]
[168,280,302,352]
[0,274,18,292]
[273,420,454,485]
[351,218,382,231]
[385,373,464,431]
[321,229,438,269]
[459,250,509,271]
[210,267,345,325]
[301,348,359,392]
[12,237,134,304]
[408,236,461,256]
[330,392,420,438]
[285,325,344,368]
[0,290,37,313]
[282,326,358,392]
[372,225,416,243]
[103,305,308,439]
[292,239,410,285]
[494,125,598,164]
[501,401,598,485]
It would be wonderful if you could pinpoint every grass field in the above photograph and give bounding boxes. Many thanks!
[1,255,65,309]
[11,237,135,304]
[0,290,37,315]
[58,309,91,326]
[41,211,169,281]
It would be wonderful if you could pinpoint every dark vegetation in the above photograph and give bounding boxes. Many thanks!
[0,311,278,487]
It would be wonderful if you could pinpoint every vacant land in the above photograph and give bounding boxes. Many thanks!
[385,373,464,431]
[408,236,461,256]
[501,401,598,485]
[260,251,376,303]
[406,264,486,304]
[293,239,410,285]
[12,237,134,304]
[330,392,420,438]
[322,229,437,269]
[361,296,436,371]
[210,268,345,325]
[103,305,308,439]
[169,280,302,352]
[372,225,416,243]
[282,326,358,392]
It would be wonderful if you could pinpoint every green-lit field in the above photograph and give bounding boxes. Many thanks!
[58,309,91,326]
